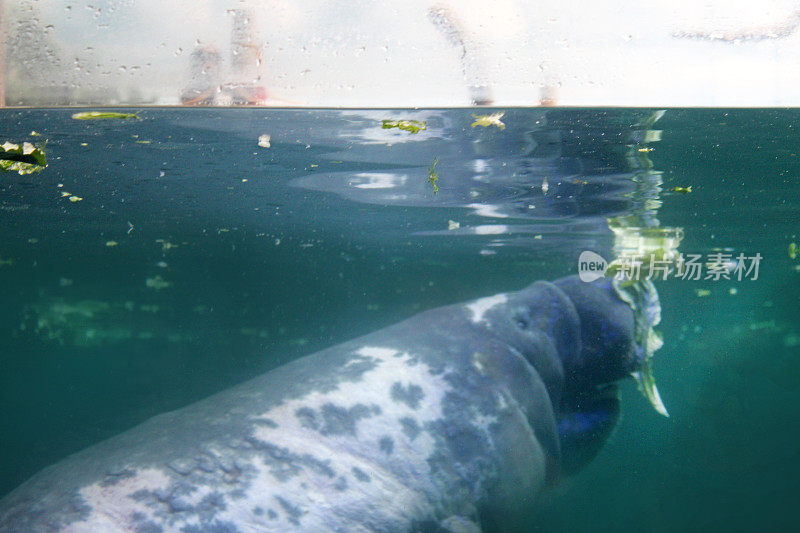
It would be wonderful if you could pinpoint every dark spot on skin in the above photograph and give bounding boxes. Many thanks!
[334,476,348,491]
[181,521,240,533]
[218,456,239,475]
[228,488,248,500]
[135,522,163,533]
[168,459,196,476]
[268,509,278,520]
[295,407,319,430]
[168,498,194,513]
[198,492,226,514]
[337,358,379,382]
[352,467,371,482]
[249,439,336,480]
[253,507,264,516]
[400,417,421,440]
[195,455,217,473]
[275,496,304,526]
[131,488,154,502]
[101,468,136,487]
[257,418,279,428]
[379,436,394,455]
[391,382,425,409]
[318,403,374,436]
[132,512,164,533]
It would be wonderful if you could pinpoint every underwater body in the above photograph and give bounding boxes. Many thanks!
[0,108,798,531]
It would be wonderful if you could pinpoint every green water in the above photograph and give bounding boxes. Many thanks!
[0,108,798,531]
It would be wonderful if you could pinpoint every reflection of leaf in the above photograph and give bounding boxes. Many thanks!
[72,111,138,120]
[0,141,47,175]
[427,157,439,194]
[381,119,426,134]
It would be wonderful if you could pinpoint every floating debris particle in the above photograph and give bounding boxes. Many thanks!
[155,239,177,252]
[60,191,83,202]
[541,176,549,195]
[105,241,118,247]
[258,134,271,148]
[695,288,711,297]
[0,257,14,266]
[27,238,38,244]
[448,220,460,230]
[30,131,40,136]
[71,111,138,120]
[127,221,134,234]
[1,141,47,175]
[534,234,543,240]
[668,186,692,194]
[135,140,151,144]
[145,275,172,290]
[381,120,427,134]
[427,158,440,194]
[59,278,73,287]
[729,287,738,295]
[471,112,505,130]
[80,143,88,147]
[789,242,797,260]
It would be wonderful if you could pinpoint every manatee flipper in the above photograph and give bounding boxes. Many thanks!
[557,385,621,475]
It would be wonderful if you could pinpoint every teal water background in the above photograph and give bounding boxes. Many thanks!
[1,108,798,531]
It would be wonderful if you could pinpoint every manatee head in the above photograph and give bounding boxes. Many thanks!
[551,275,664,474]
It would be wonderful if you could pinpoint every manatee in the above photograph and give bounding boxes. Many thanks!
[0,276,662,532]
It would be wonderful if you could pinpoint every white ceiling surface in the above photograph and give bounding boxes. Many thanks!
[7,0,800,106]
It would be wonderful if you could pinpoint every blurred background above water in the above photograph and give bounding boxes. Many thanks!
[4,0,800,107]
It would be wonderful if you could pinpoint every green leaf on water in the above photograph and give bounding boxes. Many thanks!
[382,119,427,134]
[72,111,139,120]
[0,141,47,175]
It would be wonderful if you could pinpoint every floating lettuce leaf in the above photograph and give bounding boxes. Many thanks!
[382,120,427,134]
[612,277,669,416]
[471,112,505,130]
[0,141,47,175]
[72,111,138,120]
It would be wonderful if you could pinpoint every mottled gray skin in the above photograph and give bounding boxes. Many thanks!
[0,277,644,532]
